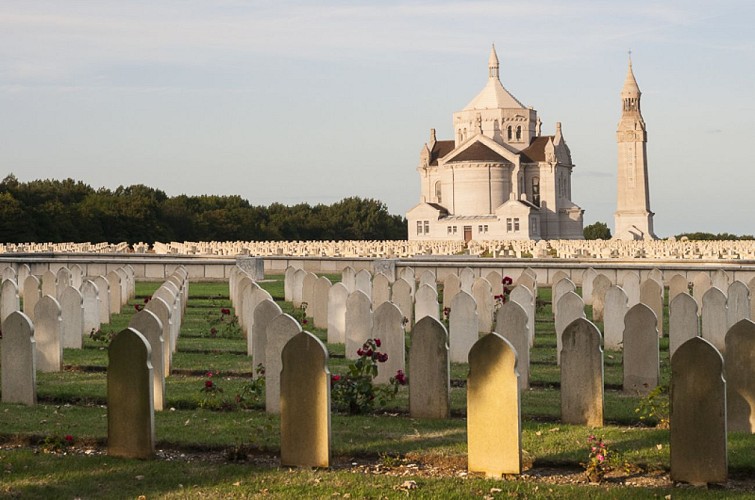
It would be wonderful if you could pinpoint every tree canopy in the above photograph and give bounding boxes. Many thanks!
[583,222,612,240]
[0,175,407,244]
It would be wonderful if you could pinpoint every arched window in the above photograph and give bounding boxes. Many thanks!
[507,126,512,141]
[516,126,522,141]
[532,177,540,206]
[434,181,442,204]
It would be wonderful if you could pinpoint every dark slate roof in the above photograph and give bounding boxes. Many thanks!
[520,135,553,163]
[426,203,448,215]
[447,141,508,163]
[430,140,455,166]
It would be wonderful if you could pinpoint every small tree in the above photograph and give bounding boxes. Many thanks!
[584,222,612,240]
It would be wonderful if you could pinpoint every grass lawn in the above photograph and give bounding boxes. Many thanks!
[1,276,753,498]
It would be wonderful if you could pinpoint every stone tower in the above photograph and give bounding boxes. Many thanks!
[614,58,656,240]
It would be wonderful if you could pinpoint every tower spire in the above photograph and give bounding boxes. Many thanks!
[488,44,499,80]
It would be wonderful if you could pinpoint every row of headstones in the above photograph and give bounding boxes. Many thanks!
[0,267,186,409]
[104,309,751,484]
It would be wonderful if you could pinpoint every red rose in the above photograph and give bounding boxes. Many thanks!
[374,338,381,347]
[205,380,213,388]
[64,435,74,442]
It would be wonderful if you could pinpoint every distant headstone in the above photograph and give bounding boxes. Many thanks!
[129,309,165,412]
[56,267,71,300]
[60,286,84,349]
[415,283,439,323]
[355,269,372,298]
[640,279,664,337]
[560,318,604,427]
[265,314,301,414]
[280,331,331,468]
[341,266,356,293]
[701,287,728,352]
[692,272,712,309]
[591,274,612,322]
[371,302,405,385]
[668,274,689,303]
[582,268,597,305]
[670,337,727,484]
[555,291,586,365]
[551,270,569,287]
[301,272,318,317]
[106,271,122,316]
[603,285,629,350]
[144,296,172,378]
[494,300,530,390]
[80,279,101,334]
[41,270,56,298]
[486,270,503,297]
[34,295,63,373]
[726,281,751,329]
[472,277,494,333]
[313,276,332,330]
[94,276,111,324]
[22,275,41,322]
[510,285,535,347]
[371,273,391,309]
[345,291,372,360]
[107,328,155,459]
[460,267,475,294]
[409,317,450,419]
[552,278,575,317]
[292,269,307,308]
[1,311,36,405]
[284,266,296,303]
[391,278,413,333]
[418,270,436,291]
[449,291,478,363]
[725,319,755,433]
[622,273,641,307]
[327,283,348,343]
[252,299,282,378]
[442,274,461,310]
[711,269,730,295]
[1,279,19,324]
[669,292,699,358]
[623,303,659,396]
[467,332,521,476]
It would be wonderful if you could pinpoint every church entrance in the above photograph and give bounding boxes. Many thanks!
[463,226,472,243]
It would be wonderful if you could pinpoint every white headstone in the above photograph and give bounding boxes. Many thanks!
[449,291,478,363]
[345,290,372,360]
[603,285,629,351]
[1,311,36,405]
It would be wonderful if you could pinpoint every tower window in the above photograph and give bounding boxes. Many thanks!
[516,126,522,141]
[532,177,540,206]
[507,126,512,141]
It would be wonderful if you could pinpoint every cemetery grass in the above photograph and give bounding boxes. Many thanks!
[1,278,754,498]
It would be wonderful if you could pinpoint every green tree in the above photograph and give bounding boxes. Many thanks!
[584,222,612,240]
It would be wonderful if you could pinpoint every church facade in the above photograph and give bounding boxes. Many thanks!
[407,46,584,242]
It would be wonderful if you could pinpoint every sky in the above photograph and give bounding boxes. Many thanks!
[1,0,754,238]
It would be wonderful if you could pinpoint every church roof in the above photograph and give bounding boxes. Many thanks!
[429,140,455,166]
[447,141,508,163]
[520,135,554,163]
[463,78,526,110]
[621,58,641,98]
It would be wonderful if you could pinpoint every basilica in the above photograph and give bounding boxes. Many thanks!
[406,46,584,242]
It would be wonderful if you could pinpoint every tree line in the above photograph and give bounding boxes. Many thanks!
[0,175,407,244]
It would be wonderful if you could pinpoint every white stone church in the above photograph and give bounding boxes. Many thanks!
[407,46,584,242]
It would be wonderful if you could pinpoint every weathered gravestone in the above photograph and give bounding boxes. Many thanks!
[399,267,415,297]
[301,272,318,318]
[106,271,122,316]
[80,279,101,334]
[415,283,439,323]
[283,266,296,303]
[591,274,612,322]
[670,337,727,484]
[669,292,699,359]
[371,273,391,309]
[639,279,664,337]
[418,270,436,292]
[467,332,521,477]
[1,311,36,405]
[107,328,155,459]
[750,276,755,320]
[252,299,282,378]
[341,266,356,293]
[265,314,301,414]
[711,269,730,294]
[510,285,535,347]
[129,309,165,412]
[391,278,413,333]
[69,264,83,290]
[345,291,372,360]
[442,274,461,310]
[60,286,84,349]
[292,269,306,308]
[726,281,751,330]
[56,267,71,300]
[1,279,19,324]
[41,270,56,298]
[355,269,372,299]
[692,272,712,309]
[486,270,503,297]
[327,282,348,344]
[22,275,41,322]
[449,291,478,363]
[555,291,586,365]
[647,268,664,288]
[472,277,494,333]
[34,295,63,373]
[280,331,331,468]
[560,318,604,427]
[551,270,569,288]
[409,316,450,419]
[623,303,659,396]
[603,285,629,351]
[371,302,405,385]
[494,300,530,390]
[552,278,575,317]
[702,287,728,352]
[724,319,755,433]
